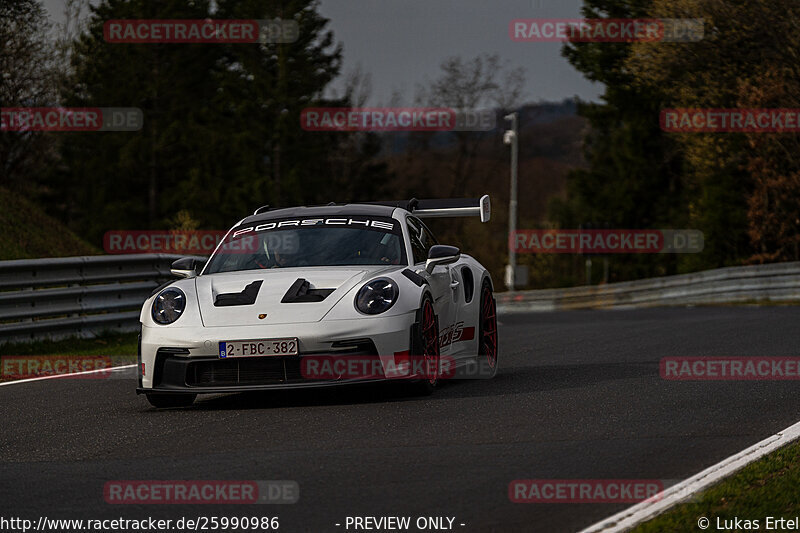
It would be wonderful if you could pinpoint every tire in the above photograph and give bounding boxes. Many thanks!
[478,279,498,379]
[146,393,196,408]
[408,294,440,395]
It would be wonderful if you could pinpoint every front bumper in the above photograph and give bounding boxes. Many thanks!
[138,312,419,393]
[137,351,394,395]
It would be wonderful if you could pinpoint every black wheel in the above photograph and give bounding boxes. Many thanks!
[145,393,196,408]
[478,279,498,378]
[408,294,440,395]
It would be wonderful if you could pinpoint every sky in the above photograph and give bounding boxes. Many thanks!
[42,0,603,106]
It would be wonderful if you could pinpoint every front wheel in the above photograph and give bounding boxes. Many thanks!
[478,280,498,379]
[145,393,196,408]
[408,294,440,395]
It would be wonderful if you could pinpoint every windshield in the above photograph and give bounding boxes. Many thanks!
[203,216,407,274]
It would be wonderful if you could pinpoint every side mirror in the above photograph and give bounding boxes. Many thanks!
[425,245,461,274]
[171,257,205,279]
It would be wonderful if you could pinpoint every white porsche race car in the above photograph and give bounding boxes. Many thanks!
[136,196,498,407]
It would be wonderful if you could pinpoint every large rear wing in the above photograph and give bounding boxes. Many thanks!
[370,195,491,223]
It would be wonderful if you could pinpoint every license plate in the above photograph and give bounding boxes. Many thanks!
[218,338,298,358]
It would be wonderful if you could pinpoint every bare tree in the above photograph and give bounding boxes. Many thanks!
[417,54,525,113]
[0,0,58,187]
[51,0,92,96]
[414,54,526,197]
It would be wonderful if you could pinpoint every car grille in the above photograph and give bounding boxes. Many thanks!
[187,357,286,386]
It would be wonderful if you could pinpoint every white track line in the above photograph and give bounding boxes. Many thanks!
[0,364,136,387]
[580,419,800,532]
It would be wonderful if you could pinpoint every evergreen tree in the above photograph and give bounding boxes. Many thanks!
[50,0,384,243]
[550,0,689,280]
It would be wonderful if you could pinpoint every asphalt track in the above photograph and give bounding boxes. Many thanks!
[2,306,800,533]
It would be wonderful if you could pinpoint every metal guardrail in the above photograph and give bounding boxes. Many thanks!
[1,256,797,344]
[0,255,193,345]
[497,261,800,312]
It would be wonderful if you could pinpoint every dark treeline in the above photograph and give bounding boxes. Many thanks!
[550,0,800,284]
[4,0,389,243]
[2,0,799,288]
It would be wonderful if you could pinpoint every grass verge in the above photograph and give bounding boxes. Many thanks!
[0,332,138,382]
[632,440,800,532]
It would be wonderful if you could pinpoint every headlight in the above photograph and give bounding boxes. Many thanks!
[355,278,398,315]
[151,288,186,325]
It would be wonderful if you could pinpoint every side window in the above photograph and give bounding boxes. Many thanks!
[407,219,427,264]
[407,217,439,264]
[420,221,439,249]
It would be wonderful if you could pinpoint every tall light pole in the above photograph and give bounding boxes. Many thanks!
[504,112,519,291]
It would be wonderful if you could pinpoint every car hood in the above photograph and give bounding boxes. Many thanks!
[195,266,394,326]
